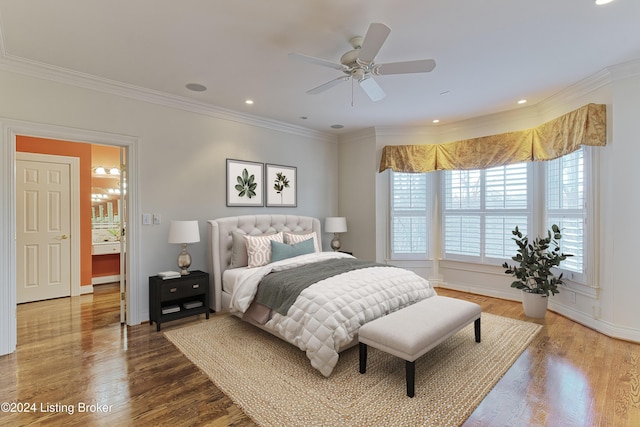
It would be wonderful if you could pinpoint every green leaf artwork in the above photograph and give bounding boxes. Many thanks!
[273,172,290,203]
[235,168,257,199]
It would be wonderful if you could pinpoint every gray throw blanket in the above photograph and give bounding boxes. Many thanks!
[254,258,390,316]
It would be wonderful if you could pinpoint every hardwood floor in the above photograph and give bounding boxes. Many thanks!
[0,285,638,426]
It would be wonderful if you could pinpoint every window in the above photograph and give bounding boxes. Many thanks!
[388,149,591,285]
[546,148,585,278]
[390,172,430,259]
[442,163,530,263]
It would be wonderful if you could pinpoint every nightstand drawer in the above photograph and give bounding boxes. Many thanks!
[160,281,205,300]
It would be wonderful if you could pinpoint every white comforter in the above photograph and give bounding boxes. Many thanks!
[229,252,436,376]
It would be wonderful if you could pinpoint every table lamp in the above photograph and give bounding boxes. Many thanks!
[168,220,200,275]
[324,217,347,251]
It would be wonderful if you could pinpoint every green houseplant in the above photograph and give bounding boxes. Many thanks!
[502,224,573,317]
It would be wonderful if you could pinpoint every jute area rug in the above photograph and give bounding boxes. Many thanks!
[164,313,541,427]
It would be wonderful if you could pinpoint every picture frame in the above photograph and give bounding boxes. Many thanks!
[226,159,264,207]
[266,163,297,207]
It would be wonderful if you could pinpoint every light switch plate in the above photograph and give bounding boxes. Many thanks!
[142,213,151,225]
[153,213,161,225]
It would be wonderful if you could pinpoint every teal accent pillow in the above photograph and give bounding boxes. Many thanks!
[270,238,315,262]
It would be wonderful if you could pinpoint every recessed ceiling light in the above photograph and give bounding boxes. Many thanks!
[432,119,440,124]
[595,0,614,5]
[245,99,254,105]
[186,83,207,92]
[330,124,344,129]
[517,99,527,104]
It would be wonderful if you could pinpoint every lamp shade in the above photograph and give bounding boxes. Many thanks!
[168,220,200,244]
[325,217,347,233]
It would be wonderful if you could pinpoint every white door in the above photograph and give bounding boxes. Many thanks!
[16,154,73,303]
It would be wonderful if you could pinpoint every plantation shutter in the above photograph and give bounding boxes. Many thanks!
[390,172,429,258]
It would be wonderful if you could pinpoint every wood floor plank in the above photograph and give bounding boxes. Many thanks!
[0,284,638,426]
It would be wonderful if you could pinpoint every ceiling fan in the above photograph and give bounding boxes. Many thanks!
[289,22,436,102]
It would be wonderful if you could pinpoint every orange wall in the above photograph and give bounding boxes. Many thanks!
[92,254,120,277]
[16,136,93,287]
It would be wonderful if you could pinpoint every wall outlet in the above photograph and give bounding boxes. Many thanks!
[567,290,576,304]
[142,213,151,225]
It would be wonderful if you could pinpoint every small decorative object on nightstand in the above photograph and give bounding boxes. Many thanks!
[325,217,347,251]
[168,220,200,275]
[149,270,210,331]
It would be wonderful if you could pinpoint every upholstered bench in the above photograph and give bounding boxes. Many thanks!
[358,296,481,397]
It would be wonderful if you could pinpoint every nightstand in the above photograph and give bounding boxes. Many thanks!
[149,270,210,331]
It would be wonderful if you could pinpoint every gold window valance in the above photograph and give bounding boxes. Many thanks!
[379,103,607,173]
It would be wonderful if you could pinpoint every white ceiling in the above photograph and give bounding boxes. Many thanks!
[1,0,639,134]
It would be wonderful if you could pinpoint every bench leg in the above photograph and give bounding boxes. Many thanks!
[406,360,415,398]
[475,317,481,343]
[359,343,367,374]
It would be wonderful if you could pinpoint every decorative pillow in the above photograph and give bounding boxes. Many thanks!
[229,231,249,268]
[271,238,316,262]
[230,230,276,268]
[244,232,283,268]
[283,231,320,253]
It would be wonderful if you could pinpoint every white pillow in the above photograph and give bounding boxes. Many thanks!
[284,231,320,253]
[244,232,284,268]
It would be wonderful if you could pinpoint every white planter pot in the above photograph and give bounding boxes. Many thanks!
[521,291,549,318]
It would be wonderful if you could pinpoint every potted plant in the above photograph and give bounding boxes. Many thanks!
[502,224,573,318]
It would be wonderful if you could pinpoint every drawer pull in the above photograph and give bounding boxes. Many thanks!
[192,284,200,289]
[170,288,177,293]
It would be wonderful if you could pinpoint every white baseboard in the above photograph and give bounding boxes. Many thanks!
[91,275,120,285]
[549,300,640,343]
[437,282,640,344]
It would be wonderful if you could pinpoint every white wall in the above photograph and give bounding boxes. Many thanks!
[338,61,640,342]
[337,128,377,260]
[0,69,339,354]
[604,64,640,334]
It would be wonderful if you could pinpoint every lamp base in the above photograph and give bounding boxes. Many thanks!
[177,244,192,275]
[330,234,342,251]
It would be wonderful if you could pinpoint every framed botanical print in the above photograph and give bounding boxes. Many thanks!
[266,163,297,207]
[226,159,264,206]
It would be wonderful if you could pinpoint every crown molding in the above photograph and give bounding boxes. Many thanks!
[607,58,640,82]
[0,51,335,142]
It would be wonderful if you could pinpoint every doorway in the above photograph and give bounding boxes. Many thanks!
[0,120,140,356]
[15,137,125,317]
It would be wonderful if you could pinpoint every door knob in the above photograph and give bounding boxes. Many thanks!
[58,234,69,240]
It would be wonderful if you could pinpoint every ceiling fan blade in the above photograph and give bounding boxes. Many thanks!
[359,76,386,102]
[306,76,349,94]
[357,23,391,64]
[288,52,346,71]
[375,59,437,75]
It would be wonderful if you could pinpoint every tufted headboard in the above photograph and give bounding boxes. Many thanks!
[207,215,322,311]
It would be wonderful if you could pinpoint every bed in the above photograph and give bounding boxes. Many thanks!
[207,214,436,376]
